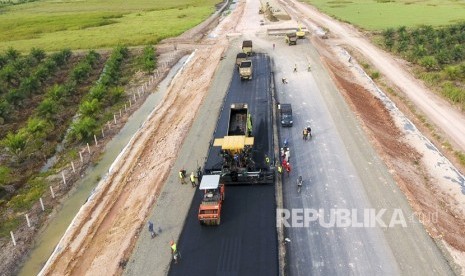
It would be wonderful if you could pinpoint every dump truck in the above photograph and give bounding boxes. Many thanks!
[285,32,297,45]
[279,103,293,127]
[239,60,253,80]
[236,52,247,68]
[198,175,225,225]
[242,40,253,56]
[208,104,274,184]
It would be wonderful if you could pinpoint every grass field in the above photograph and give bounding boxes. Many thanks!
[304,0,465,30]
[0,0,219,52]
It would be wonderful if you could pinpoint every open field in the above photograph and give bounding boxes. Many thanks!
[303,0,465,30]
[0,0,219,52]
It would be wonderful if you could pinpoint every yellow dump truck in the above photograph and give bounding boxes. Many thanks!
[242,40,253,56]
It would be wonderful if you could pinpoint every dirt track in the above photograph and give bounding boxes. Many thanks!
[38,0,465,274]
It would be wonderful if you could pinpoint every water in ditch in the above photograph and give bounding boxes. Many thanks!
[19,55,189,276]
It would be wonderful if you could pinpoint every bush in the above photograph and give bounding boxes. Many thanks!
[38,98,59,118]
[71,62,92,83]
[70,116,97,141]
[79,98,100,116]
[442,82,465,104]
[107,86,124,104]
[419,56,439,71]
[444,65,461,80]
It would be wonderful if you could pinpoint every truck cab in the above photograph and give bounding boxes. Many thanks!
[236,52,247,68]
[239,60,253,80]
[198,175,225,225]
[278,103,293,127]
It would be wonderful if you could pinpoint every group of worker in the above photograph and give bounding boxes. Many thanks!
[179,167,203,188]
[278,147,291,176]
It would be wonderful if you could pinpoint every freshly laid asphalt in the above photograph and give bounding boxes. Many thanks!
[204,53,274,172]
[169,53,278,276]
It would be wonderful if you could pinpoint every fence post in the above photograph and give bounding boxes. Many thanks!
[87,143,91,154]
[25,214,31,227]
[102,128,105,138]
[40,198,45,211]
[50,186,55,198]
[62,171,67,186]
[94,135,98,146]
[79,151,84,163]
[10,231,16,246]
[71,161,76,173]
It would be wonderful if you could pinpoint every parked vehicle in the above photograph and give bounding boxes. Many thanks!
[286,32,297,45]
[278,103,293,127]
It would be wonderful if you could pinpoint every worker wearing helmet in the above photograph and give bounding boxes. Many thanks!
[179,169,186,184]
[190,172,196,188]
[170,241,179,263]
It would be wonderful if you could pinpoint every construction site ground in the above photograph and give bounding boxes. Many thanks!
[27,0,465,275]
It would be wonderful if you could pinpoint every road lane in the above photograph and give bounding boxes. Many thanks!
[274,38,453,275]
[169,53,278,275]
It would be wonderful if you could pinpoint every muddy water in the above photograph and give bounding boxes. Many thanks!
[19,55,189,276]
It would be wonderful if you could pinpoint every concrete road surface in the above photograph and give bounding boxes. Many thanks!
[274,37,454,275]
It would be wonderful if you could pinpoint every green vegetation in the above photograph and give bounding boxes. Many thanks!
[381,23,465,108]
[305,0,465,30]
[139,45,157,74]
[70,46,129,141]
[0,0,219,52]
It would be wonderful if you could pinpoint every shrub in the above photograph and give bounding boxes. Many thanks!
[70,116,97,141]
[419,56,438,71]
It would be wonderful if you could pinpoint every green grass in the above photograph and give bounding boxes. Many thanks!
[304,0,465,30]
[0,0,219,52]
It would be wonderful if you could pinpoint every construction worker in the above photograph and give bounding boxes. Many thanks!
[190,171,196,188]
[277,165,283,175]
[308,63,311,72]
[196,167,203,182]
[303,128,308,140]
[293,64,297,72]
[306,126,312,138]
[179,169,186,184]
[286,162,291,177]
[148,221,156,238]
[170,241,179,264]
